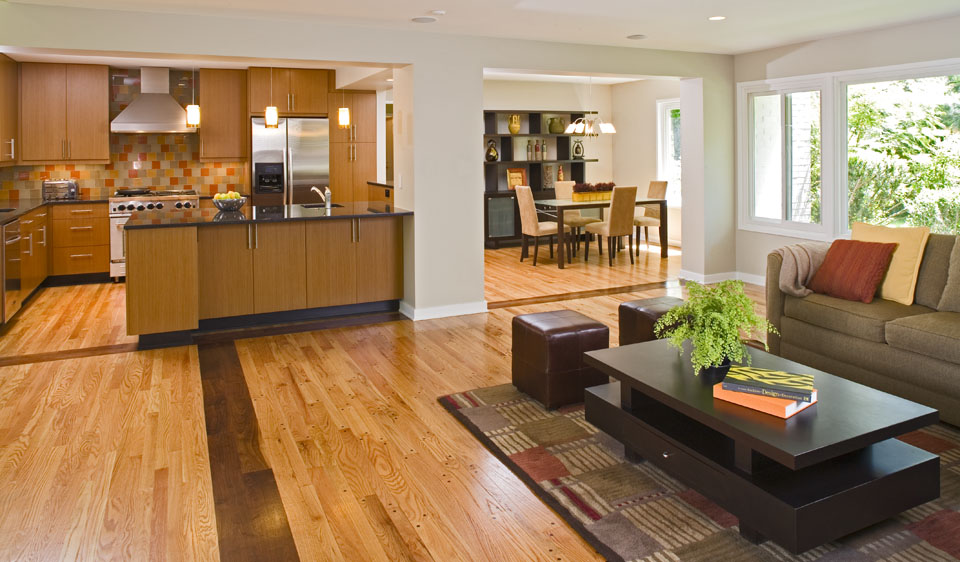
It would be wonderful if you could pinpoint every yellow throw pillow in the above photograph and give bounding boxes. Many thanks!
[851,222,930,305]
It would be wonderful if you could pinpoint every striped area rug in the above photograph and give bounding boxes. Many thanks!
[439,384,960,562]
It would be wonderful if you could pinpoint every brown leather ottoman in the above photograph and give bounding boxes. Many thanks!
[619,296,684,346]
[512,310,610,409]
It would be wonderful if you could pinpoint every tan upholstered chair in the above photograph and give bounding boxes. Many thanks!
[634,180,668,256]
[516,185,573,266]
[554,181,600,255]
[584,186,638,266]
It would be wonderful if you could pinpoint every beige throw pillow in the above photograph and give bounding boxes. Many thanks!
[939,239,960,312]
[851,222,930,305]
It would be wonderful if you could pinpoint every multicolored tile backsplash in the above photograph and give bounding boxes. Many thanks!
[0,68,247,200]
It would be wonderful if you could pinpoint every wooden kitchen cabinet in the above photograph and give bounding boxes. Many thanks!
[252,222,306,314]
[49,202,109,276]
[0,54,17,165]
[305,219,357,307]
[199,69,248,160]
[329,141,376,204]
[328,92,376,143]
[198,224,254,319]
[248,67,329,115]
[356,217,403,302]
[126,227,198,336]
[20,208,48,298]
[20,63,108,162]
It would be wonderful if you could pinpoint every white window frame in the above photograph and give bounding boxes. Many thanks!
[656,98,682,207]
[737,76,835,241]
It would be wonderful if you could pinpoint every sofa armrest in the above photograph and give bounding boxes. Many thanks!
[766,252,784,356]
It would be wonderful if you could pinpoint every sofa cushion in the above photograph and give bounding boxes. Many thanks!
[808,239,896,303]
[938,239,960,312]
[916,234,957,309]
[851,222,930,305]
[886,312,960,366]
[784,293,932,343]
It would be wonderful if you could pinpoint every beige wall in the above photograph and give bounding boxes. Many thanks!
[734,14,960,279]
[0,2,736,317]
[482,80,613,183]
[611,79,682,246]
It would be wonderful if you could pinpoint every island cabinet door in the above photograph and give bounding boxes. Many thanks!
[197,224,254,320]
[305,219,357,307]
[356,217,403,303]
[252,222,307,314]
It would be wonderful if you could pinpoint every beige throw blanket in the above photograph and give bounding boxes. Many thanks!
[773,242,831,297]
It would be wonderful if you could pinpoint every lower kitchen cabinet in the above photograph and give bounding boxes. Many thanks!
[126,227,199,336]
[51,246,110,275]
[252,222,306,314]
[357,216,403,302]
[20,208,48,297]
[49,202,109,276]
[198,224,254,320]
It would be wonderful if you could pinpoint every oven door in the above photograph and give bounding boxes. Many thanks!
[110,216,128,277]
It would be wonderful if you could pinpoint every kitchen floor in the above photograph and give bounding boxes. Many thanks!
[0,275,763,561]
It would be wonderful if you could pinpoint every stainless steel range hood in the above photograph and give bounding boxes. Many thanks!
[110,67,194,134]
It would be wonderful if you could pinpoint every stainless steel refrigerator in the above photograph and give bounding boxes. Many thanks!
[251,117,330,206]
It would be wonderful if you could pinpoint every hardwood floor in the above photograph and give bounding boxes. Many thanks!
[0,270,766,560]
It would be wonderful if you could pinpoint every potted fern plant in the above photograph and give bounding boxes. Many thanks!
[654,280,778,382]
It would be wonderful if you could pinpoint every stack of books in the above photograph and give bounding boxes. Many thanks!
[713,366,817,419]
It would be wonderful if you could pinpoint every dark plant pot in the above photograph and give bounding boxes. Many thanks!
[699,358,732,385]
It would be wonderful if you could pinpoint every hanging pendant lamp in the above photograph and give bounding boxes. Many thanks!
[338,89,350,129]
[265,67,279,128]
[563,77,616,137]
[186,66,200,127]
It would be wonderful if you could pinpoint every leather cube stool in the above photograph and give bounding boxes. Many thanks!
[619,296,684,346]
[512,310,610,409]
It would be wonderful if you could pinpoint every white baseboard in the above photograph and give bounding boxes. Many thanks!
[399,300,488,321]
[736,272,767,287]
[678,270,767,287]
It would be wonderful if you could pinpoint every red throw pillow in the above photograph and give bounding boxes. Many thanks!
[808,240,897,303]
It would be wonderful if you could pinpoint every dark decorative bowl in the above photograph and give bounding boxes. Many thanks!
[212,197,246,212]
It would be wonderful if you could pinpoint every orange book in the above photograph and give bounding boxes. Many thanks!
[713,384,818,419]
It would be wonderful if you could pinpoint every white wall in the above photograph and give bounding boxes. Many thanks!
[734,15,960,279]
[611,79,682,246]
[483,80,613,182]
[0,2,737,317]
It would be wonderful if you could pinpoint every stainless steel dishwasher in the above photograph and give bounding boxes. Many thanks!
[3,219,21,323]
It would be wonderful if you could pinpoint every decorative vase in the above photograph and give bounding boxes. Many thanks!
[548,117,565,134]
[557,166,564,182]
[485,140,499,162]
[508,114,521,135]
[572,139,585,159]
[699,358,732,385]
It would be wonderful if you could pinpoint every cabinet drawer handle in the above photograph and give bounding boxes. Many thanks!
[71,209,93,214]
[69,253,93,258]
[70,226,93,231]
[662,451,671,459]
[5,138,13,160]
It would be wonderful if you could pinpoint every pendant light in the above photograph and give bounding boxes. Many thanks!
[338,88,350,129]
[563,77,616,137]
[186,66,200,128]
[265,67,279,128]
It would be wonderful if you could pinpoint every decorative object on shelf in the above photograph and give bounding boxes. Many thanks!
[571,182,615,202]
[544,165,555,189]
[557,166,564,182]
[526,140,533,160]
[653,280,778,379]
[186,66,200,128]
[508,114,521,135]
[548,117,565,134]
[485,140,499,162]
[506,168,527,191]
[572,139,585,159]
[534,140,541,160]
[540,139,547,160]
[265,67,279,128]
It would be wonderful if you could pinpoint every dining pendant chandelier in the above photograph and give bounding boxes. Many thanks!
[564,77,616,136]
[186,66,200,128]
[338,89,350,129]
[265,67,279,128]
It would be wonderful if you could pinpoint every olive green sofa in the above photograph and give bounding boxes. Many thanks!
[766,234,960,426]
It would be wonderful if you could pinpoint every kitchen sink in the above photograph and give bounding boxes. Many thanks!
[300,203,343,209]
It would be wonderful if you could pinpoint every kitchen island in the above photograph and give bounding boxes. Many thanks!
[124,201,411,346]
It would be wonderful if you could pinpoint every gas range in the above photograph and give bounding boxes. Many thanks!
[109,189,200,215]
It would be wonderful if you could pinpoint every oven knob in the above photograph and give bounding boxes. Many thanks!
[147,203,155,209]
[156,203,164,209]
[137,205,145,211]
[115,204,124,211]
[175,202,183,209]
[183,202,192,208]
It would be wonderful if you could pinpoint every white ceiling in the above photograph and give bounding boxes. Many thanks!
[9,0,960,54]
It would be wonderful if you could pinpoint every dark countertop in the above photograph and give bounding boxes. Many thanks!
[367,180,394,188]
[124,201,412,230]
[0,197,110,224]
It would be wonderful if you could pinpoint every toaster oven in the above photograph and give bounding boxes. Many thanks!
[42,179,78,201]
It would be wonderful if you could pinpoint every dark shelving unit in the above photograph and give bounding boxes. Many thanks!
[482,109,599,247]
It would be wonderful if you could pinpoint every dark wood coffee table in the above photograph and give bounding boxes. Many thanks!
[583,339,940,554]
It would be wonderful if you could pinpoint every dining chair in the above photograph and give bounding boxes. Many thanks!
[554,180,600,255]
[634,180,668,256]
[584,185,638,266]
[516,185,573,266]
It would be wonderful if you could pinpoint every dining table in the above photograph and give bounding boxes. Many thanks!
[534,197,668,268]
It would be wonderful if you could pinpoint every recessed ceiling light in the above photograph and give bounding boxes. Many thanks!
[626,34,647,40]
[386,78,394,82]
[430,10,446,16]
[411,16,438,23]
[708,16,726,21]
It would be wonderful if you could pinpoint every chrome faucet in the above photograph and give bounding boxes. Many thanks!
[310,186,326,203]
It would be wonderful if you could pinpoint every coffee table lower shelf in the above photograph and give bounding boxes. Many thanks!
[584,382,939,554]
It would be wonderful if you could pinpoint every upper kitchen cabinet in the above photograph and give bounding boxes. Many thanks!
[328,92,377,144]
[0,54,17,165]
[199,68,247,160]
[248,67,329,116]
[20,63,109,163]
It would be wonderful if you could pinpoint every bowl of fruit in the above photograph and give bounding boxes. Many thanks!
[212,191,246,211]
